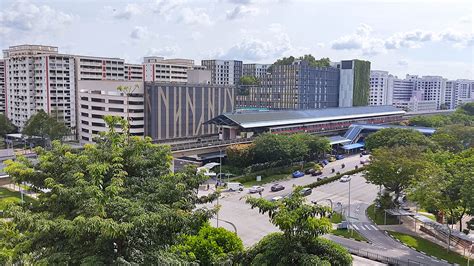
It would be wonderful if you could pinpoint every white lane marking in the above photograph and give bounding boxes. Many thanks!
[370,225,378,230]
[358,224,366,230]
[352,224,359,230]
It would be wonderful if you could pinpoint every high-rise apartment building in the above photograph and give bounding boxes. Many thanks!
[335,60,371,107]
[445,79,474,108]
[392,77,415,101]
[143,56,201,83]
[236,60,340,110]
[243,63,271,79]
[124,63,144,81]
[201,60,243,85]
[410,75,446,109]
[74,56,125,81]
[0,59,5,114]
[3,45,76,130]
[369,70,393,106]
[77,80,144,143]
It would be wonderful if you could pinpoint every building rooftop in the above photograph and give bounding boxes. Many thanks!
[206,106,405,129]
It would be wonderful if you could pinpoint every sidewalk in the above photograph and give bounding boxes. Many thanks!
[378,215,468,256]
[1,183,38,199]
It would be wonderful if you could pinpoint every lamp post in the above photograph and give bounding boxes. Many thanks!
[348,177,352,236]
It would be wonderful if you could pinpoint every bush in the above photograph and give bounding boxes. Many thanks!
[306,167,365,189]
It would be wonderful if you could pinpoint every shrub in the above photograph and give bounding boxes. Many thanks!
[306,167,365,189]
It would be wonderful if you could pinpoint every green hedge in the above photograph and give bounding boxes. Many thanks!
[306,167,366,189]
[233,162,316,184]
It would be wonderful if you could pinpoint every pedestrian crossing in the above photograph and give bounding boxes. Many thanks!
[350,223,378,231]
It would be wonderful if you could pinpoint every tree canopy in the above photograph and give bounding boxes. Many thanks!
[22,110,70,143]
[365,128,434,151]
[273,55,331,68]
[239,75,260,85]
[3,116,219,264]
[0,114,16,136]
[242,187,352,265]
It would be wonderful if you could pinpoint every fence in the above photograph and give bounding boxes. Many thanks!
[347,247,425,265]
[170,138,253,152]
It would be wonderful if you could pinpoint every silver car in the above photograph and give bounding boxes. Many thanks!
[249,185,264,193]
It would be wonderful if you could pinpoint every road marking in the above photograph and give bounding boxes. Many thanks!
[351,224,359,230]
[369,225,378,230]
[358,224,366,230]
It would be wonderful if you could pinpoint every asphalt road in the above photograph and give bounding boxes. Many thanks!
[203,154,449,265]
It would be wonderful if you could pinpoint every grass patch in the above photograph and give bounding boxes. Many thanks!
[331,229,367,242]
[330,212,343,224]
[388,231,468,265]
[0,187,35,211]
[366,204,400,225]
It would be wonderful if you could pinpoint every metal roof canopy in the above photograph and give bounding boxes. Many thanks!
[342,143,365,150]
[328,136,351,145]
[385,209,413,216]
[350,123,436,135]
[205,106,405,129]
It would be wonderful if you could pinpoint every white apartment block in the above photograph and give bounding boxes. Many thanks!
[201,60,243,85]
[125,63,144,81]
[75,56,125,81]
[369,70,393,106]
[3,45,76,130]
[393,98,438,112]
[243,63,270,79]
[78,80,144,143]
[392,78,415,101]
[445,79,474,108]
[143,56,198,83]
[411,75,446,109]
[0,59,5,114]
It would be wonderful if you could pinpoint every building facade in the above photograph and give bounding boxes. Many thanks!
[74,56,125,81]
[369,70,393,106]
[77,80,144,143]
[143,56,200,83]
[336,60,371,107]
[445,79,474,108]
[124,63,144,81]
[0,59,5,114]
[411,75,446,109]
[236,60,340,110]
[392,77,415,102]
[144,82,235,141]
[243,63,271,79]
[3,45,77,130]
[201,60,243,85]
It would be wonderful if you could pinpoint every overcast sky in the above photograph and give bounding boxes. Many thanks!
[1,0,473,79]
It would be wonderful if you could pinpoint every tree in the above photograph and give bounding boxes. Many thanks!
[3,116,219,264]
[408,115,451,128]
[432,124,474,152]
[409,149,474,231]
[241,187,352,265]
[171,223,243,265]
[251,133,308,164]
[0,114,16,136]
[272,55,331,68]
[457,102,474,116]
[22,110,70,145]
[365,128,434,151]
[364,146,431,206]
[239,75,259,85]
[290,133,331,160]
[226,143,254,167]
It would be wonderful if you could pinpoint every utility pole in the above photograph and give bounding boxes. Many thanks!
[349,178,352,236]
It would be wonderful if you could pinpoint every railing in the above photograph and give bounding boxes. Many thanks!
[347,247,425,265]
[344,126,363,143]
[170,138,253,152]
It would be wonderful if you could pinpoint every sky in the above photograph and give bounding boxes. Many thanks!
[0,0,473,80]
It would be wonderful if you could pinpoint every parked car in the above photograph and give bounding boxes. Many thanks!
[227,182,244,191]
[271,196,283,202]
[321,160,329,165]
[362,150,369,155]
[300,187,312,196]
[292,171,305,178]
[249,186,264,194]
[311,170,322,176]
[339,175,351,182]
[271,183,285,192]
[335,154,345,160]
[360,158,370,165]
[328,156,336,162]
[316,176,325,181]
[304,168,315,175]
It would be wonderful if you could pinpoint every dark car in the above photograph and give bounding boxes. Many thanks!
[316,176,325,181]
[321,160,329,165]
[271,183,285,192]
[304,168,315,175]
[292,171,304,178]
[311,170,322,176]
[335,154,345,160]
[300,188,312,196]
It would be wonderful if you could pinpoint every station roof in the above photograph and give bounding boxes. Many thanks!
[342,143,365,150]
[205,106,405,129]
[328,136,351,145]
[350,123,436,135]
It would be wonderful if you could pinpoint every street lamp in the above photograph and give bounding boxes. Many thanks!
[347,177,352,236]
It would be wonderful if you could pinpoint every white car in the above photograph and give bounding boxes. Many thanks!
[249,186,264,194]
[360,158,371,165]
[271,196,283,202]
[339,175,352,182]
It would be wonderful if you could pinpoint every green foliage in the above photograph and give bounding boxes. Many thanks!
[352,60,371,106]
[458,102,474,116]
[171,223,243,265]
[432,124,474,152]
[367,203,399,225]
[241,232,352,266]
[0,114,16,136]
[306,167,365,189]
[3,115,219,264]
[365,128,434,151]
[408,115,452,128]
[22,110,70,144]
[239,75,260,85]
[0,187,35,211]
[364,146,432,206]
[331,228,367,242]
[226,143,254,167]
[0,220,25,265]
[272,55,331,68]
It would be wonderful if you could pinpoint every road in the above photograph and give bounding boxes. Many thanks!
[203,154,449,265]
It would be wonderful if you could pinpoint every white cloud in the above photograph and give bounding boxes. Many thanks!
[177,8,212,26]
[130,26,149,40]
[316,42,325,48]
[151,0,184,15]
[331,24,474,55]
[397,59,409,67]
[191,31,203,40]
[226,5,259,20]
[147,46,179,57]
[0,0,74,37]
[112,4,141,20]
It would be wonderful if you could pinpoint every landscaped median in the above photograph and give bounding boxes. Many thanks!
[306,166,366,189]
[0,187,35,212]
[330,228,367,243]
[387,231,469,265]
[366,203,400,225]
